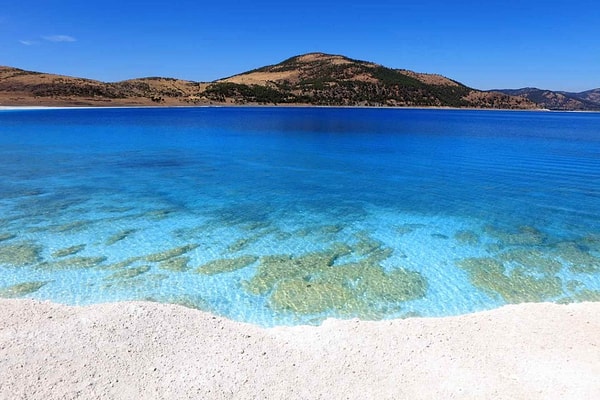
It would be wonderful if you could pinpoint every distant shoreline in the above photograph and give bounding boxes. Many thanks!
[0,104,565,112]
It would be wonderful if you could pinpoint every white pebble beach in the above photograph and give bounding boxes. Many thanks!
[1,299,599,399]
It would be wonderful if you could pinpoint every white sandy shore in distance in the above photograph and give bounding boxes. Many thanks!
[1,300,599,399]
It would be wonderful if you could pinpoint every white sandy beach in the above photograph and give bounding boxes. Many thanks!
[1,300,599,399]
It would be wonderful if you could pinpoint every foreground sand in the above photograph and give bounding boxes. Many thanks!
[1,300,599,399]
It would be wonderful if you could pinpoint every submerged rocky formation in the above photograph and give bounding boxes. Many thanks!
[1,212,600,324]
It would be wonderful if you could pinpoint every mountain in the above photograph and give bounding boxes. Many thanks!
[0,53,547,109]
[494,87,600,111]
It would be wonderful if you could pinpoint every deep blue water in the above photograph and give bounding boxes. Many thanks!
[1,107,599,326]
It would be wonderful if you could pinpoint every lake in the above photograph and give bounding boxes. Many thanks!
[1,107,599,326]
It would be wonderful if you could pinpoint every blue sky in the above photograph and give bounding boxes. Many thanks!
[1,0,598,91]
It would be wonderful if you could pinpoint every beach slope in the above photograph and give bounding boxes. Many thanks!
[1,299,599,399]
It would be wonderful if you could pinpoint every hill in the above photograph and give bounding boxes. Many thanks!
[494,87,600,111]
[209,53,535,109]
[0,66,210,106]
[0,54,543,109]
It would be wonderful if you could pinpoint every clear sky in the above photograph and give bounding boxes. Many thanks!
[1,0,598,91]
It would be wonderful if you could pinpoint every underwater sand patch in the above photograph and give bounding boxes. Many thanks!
[0,233,17,242]
[0,242,42,266]
[227,237,254,253]
[159,257,191,272]
[498,248,562,275]
[243,241,427,317]
[101,257,140,270]
[395,224,425,235]
[196,255,258,275]
[484,225,546,246]
[552,242,600,273]
[318,225,344,234]
[145,294,211,311]
[559,289,600,303]
[50,220,91,233]
[454,230,480,245]
[102,272,166,290]
[145,244,199,263]
[145,209,175,220]
[353,233,383,256]
[38,256,107,270]
[105,265,152,280]
[51,244,86,258]
[0,281,48,298]
[430,233,449,240]
[269,280,355,314]
[456,257,563,303]
[243,248,347,296]
[106,229,137,246]
[581,234,600,251]
[227,226,280,253]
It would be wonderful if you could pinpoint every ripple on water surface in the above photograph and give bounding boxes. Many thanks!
[1,108,600,326]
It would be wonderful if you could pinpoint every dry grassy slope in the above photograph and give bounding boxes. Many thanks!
[0,66,109,95]
[1,56,539,109]
[580,89,600,103]
[545,92,589,110]
[0,66,211,106]
[464,91,537,109]
[494,87,600,111]
[0,66,122,106]
[221,53,460,87]
[220,53,374,85]
[215,53,536,109]
[397,69,460,87]
[113,78,211,103]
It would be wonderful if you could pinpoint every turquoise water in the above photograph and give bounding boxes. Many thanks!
[1,107,599,326]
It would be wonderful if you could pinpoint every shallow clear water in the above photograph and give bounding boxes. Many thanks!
[1,107,599,326]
